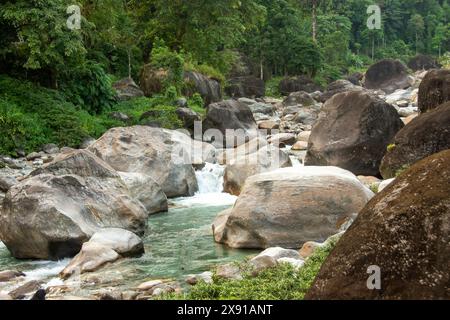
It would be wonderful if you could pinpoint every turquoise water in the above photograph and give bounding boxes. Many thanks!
[0,164,257,294]
[0,198,255,292]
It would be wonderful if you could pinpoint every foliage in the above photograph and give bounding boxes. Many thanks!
[265,77,283,98]
[60,61,115,114]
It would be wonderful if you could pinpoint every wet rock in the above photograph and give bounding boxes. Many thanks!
[9,280,42,300]
[305,91,404,176]
[0,270,25,282]
[60,242,120,279]
[306,150,450,300]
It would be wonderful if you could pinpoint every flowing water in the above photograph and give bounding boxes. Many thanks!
[0,163,256,295]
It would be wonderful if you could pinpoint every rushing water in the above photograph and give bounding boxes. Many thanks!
[0,163,256,295]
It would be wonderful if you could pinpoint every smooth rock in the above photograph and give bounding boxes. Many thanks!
[215,166,374,249]
[89,126,199,198]
[60,242,120,279]
[223,145,291,196]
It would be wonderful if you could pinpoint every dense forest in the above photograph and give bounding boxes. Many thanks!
[0,0,449,155]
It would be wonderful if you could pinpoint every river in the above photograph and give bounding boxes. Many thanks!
[0,163,257,297]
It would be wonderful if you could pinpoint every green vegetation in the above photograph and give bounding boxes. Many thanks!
[387,144,397,153]
[0,0,449,155]
[163,236,339,300]
[369,184,380,194]
[0,76,185,156]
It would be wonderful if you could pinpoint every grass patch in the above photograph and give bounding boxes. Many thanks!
[162,235,339,300]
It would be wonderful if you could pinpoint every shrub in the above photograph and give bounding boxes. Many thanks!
[265,77,283,98]
[163,235,339,300]
[60,61,115,114]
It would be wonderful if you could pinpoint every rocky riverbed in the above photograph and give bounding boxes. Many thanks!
[0,63,449,300]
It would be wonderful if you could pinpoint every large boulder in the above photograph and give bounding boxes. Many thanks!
[175,107,201,132]
[319,80,363,103]
[305,91,404,176]
[223,145,291,196]
[364,59,412,94]
[214,166,374,249]
[380,101,450,179]
[183,71,222,105]
[418,69,450,113]
[407,55,440,71]
[202,100,258,148]
[283,91,315,107]
[112,78,144,101]
[89,126,199,198]
[139,65,168,97]
[225,76,265,98]
[306,150,450,300]
[0,150,147,260]
[279,76,323,95]
[118,172,168,214]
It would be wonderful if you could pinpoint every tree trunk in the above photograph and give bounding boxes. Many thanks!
[128,49,132,79]
[372,36,375,61]
[312,0,317,43]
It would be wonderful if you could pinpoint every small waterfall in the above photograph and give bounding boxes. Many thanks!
[196,162,226,194]
[173,163,237,207]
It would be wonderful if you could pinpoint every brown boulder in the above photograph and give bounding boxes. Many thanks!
[305,91,404,176]
[418,69,450,113]
[380,102,450,179]
[215,166,374,249]
[306,150,450,300]
[364,59,412,94]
